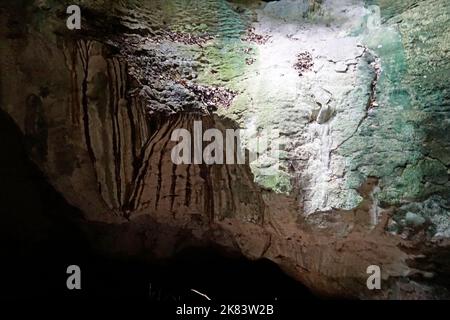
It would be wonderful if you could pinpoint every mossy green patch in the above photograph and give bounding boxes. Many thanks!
[253,168,292,194]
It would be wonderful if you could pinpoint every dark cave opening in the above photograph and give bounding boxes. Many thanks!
[0,108,316,301]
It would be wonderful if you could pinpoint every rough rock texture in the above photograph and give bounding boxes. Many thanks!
[1,0,449,299]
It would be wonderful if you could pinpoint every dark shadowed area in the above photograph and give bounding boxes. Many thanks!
[0,109,315,301]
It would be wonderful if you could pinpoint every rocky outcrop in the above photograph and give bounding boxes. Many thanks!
[1,0,449,299]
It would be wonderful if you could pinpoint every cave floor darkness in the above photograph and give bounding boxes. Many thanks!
[0,109,316,301]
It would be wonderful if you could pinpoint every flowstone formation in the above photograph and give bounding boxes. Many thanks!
[1,0,449,299]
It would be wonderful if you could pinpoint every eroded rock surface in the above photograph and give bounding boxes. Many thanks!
[1,0,449,299]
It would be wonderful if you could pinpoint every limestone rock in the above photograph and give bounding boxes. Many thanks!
[335,61,349,73]
[1,0,449,300]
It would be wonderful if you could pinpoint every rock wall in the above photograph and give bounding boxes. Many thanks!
[1,0,449,299]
